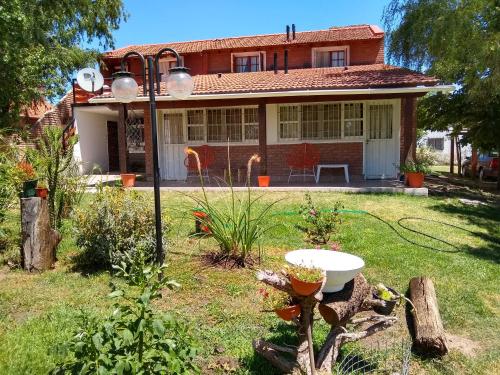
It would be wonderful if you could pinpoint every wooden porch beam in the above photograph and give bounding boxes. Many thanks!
[117,104,129,173]
[258,100,268,175]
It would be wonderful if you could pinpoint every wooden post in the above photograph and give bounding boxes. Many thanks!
[258,100,267,176]
[449,136,455,174]
[409,276,448,356]
[20,197,60,271]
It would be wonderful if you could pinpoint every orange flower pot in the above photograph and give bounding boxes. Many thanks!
[120,174,136,187]
[258,175,270,187]
[406,172,424,188]
[274,304,301,321]
[35,187,49,199]
[290,275,323,296]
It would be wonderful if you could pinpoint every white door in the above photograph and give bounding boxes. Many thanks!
[160,112,187,180]
[365,104,397,179]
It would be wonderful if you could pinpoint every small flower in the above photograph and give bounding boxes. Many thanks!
[309,209,317,217]
[258,288,269,298]
[315,245,321,250]
[330,242,341,251]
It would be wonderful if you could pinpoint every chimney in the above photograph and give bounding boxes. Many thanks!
[286,25,290,41]
[273,52,278,74]
[284,50,288,74]
[292,24,296,40]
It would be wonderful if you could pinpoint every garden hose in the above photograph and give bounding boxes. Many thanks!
[274,208,466,253]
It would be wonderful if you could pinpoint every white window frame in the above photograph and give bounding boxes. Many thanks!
[158,56,185,81]
[186,109,206,143]
[277,101,365,143]
[311,46,350,68]
[231,51,266,73]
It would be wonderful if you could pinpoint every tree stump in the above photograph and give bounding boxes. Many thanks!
[409,276,448,356]
[254,270,397,374]
[21,197,60,271]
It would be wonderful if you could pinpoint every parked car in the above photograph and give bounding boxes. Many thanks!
[462,151,499,181]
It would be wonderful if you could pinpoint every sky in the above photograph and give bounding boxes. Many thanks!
[100,0,391,51]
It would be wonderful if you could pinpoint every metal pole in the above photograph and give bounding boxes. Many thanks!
[146,56,164,265]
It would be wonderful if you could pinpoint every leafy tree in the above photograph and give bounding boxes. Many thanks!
[383,0,500,188]
[0,0,126,129]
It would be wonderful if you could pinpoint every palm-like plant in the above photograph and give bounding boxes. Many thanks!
[186,146,279,266]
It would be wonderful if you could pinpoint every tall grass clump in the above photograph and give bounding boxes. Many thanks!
[186,146,279,267]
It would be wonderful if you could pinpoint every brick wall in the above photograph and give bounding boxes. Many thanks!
[104,38,385,78]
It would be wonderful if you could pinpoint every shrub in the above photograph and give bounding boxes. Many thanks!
[186,147,278,267]
[28,126,87,229]
[296,193,343,245]
[52,252,199,374]
[74,186,171,270]
[399,147,437,175]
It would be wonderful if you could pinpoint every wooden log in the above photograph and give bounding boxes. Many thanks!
[409,276,448,356]
[318,274,371,325]
[21,197,60,271]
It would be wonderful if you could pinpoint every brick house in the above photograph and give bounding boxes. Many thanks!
[69,24,450,182]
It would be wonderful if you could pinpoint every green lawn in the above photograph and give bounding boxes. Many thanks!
[0,192,499,374]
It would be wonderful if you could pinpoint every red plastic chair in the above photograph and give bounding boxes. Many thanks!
[286,143,320,183]
[184,145,215,183]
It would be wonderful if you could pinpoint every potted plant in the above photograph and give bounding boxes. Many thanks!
[16,162,38,198]
[35,181,49,199]
[399,160,431,188]
[257,175,270,187]
[286,265,325,296]
[120,173,136,187]
[260,288,301,321]
[373,283,417,316]
[192,208,211,235]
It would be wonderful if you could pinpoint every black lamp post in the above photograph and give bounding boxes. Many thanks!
[111,48,193,264]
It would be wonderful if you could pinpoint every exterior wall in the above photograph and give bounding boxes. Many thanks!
[419,130,472,163]
[148,95,406,181]
[73,109,118,173]
[102,38,384,79]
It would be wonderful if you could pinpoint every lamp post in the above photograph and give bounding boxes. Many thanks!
[111,48,193,265]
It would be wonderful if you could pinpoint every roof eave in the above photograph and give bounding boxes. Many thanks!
[89,85,454,104]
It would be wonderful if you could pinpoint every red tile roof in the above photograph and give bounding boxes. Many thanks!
[104,25,384,59]
[93,64,438,100]
[34,92,73,135]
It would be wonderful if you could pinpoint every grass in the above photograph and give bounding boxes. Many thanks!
[0,191,499,374]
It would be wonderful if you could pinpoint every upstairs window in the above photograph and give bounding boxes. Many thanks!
[158,56,185,81]
[312,46,349,68]
[231,52,265,73]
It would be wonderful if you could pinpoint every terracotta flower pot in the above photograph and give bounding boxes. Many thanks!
[258,175,270,187]
[120,174,136,187]
[406,172,424,188]
[35,187,49,199]
[289,275,323,296]
[22,179,38,198]
[274,304,301,321]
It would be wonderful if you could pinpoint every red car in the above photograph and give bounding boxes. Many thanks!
[462,151,499,181]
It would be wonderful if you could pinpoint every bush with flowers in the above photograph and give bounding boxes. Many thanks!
[296,193,343,245]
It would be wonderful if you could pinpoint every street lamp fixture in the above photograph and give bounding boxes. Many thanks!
[111,48,193,265]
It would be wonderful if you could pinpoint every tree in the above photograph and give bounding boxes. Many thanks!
[0,0,126,130]
[383,0,500,188]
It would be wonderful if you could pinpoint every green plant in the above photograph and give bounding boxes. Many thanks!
[375,283,417,313]
[186,147,279,266]
[285,265,324,283]
[51,251,199,374]
[398,160,431,174]
[36,181,48,189]
[28,126,87,229]
[74,186,171,271]
[296,193,343,245]
[259,288,292,311]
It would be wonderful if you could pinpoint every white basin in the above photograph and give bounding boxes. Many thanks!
[285,249,365,293]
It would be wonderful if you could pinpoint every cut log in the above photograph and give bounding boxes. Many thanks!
[318,274,371,325]
[409,276,448,356]
[21,197,60,271]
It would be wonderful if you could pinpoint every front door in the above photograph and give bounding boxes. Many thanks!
[160,112,187,180]
[365,104,397,179]
[106,121,119,172]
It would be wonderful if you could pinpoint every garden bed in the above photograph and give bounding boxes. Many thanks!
[0,191,499,374]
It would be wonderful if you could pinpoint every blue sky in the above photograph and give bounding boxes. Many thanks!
[103,0,390,51]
